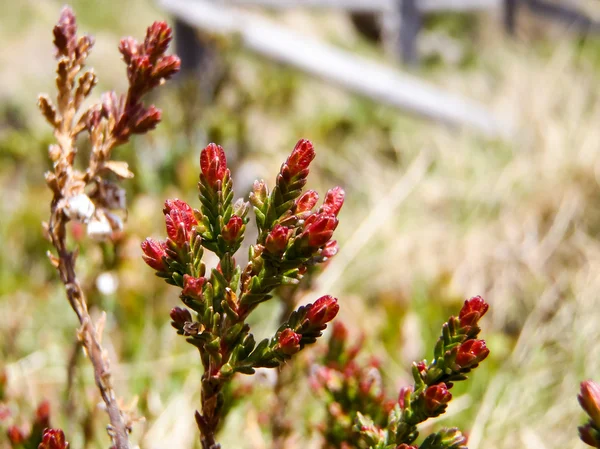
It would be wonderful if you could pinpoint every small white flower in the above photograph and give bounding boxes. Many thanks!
[87,213,112,241]
[96,272,118,295]
[64,193,95,223]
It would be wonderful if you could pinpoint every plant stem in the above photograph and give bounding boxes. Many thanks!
[197,373,223,449]
[48,207,130,449]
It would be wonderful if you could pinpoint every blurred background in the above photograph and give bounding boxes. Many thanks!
[2,0,600,448]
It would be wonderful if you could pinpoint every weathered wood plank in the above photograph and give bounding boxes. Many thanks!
[399,0,421,65]
[420,0,500,12]
[205,0,501,13]
[160,0,508,136]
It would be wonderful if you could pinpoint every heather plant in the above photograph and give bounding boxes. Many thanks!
[312,297,490,449]
[37,6,180,449]
[141,139,344,448]
[13,5,565,449]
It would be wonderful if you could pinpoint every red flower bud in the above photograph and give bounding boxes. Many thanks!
[459,296,489,327]
[142,21,172,62]
[165,199,197,223]
[7,425,25,444]
[165,199,197,246]
[424,383,452,415]
[39,428,69,449]
[278,328,302,355]
[152,55,181,81]
[127,54,152,92]
[118,37,139,65]
[200,143,228,187]
[302,214,338,248]
[296,190,319,214]
[36,400,51,429]
[170,307,193,331]
[265,225,291,254]
[396,445,417,449]
[141,238,167,271]
[306,295,339,328]
[455,339,489,369]
[320,186,345,217]
[286,139,315,176]
[131,105,162,134]
[321,240,338,258]
[222,215,243,244]
[182,275,206,299]
[580,380,600,426]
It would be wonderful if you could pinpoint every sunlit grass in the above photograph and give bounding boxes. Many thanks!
[2,2,600,448]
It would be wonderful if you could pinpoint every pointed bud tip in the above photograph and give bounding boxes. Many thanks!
[286,139,316,175]
[306,295,339,327]
[200,143,228,187]
[321,186,345,217]
[459,295,489,327]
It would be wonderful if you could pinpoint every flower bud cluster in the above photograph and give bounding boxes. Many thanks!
[391,297,489,445]
[271,295,340,359]
[141,141,343,446]
[112,21,181,140]
[312,298,489,449]
[141,198,201,280]
[239,140,344,316]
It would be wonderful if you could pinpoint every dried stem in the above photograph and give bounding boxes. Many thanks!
[40,7,180,449]
[47,199,131,449]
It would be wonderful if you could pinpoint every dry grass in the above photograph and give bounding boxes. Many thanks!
[2,2,600,448]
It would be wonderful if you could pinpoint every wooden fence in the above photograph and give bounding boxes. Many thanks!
[161,0,510,137]
[195,0,600,64]
[160,0,598,136]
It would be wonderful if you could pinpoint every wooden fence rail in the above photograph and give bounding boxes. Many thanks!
[207,0,501,13]
[161,0,509,136]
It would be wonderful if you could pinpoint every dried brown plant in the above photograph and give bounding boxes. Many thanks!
[39,7,180,449]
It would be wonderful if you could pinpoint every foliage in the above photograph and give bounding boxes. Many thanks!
[312,297,489,449]
[141,139,343,448]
